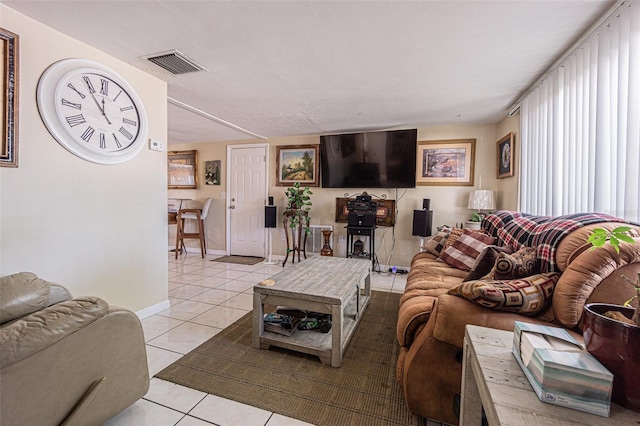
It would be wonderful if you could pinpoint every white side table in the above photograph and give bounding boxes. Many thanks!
[460,325,638,425]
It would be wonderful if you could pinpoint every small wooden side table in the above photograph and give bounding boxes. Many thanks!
[461,325,638,425]
[282,209,308,266]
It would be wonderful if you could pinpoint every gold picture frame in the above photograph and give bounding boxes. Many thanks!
[416,139,475,186]
[275,144,319,187]
[168,150,198,189]
[1,28,18,168]
[496,132,515,179]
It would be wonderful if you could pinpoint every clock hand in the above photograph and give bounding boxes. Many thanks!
[88,92,112,125]
[101,98,112,124]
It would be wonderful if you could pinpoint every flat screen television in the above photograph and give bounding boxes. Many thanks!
[320,129,417,188]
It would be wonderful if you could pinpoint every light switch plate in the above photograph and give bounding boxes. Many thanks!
[149,139,164,151]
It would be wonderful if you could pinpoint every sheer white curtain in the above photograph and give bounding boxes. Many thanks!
[520,1,640,222]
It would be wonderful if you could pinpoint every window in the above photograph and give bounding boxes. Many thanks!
[519,2,640,222]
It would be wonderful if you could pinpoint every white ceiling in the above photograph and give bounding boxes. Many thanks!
[5,0,614,145]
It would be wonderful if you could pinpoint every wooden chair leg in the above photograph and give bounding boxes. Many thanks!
[175,217,183,259]
[201,219,207,254]
[198,219,205,258]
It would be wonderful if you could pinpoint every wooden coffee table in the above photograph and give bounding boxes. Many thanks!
[252,256,371,367]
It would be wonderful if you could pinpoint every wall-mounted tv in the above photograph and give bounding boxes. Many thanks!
[320,129,417,188]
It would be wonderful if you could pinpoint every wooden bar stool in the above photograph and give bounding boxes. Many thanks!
[175,198,212,258]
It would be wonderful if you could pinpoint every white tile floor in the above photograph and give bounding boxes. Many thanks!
[105,252,408,426]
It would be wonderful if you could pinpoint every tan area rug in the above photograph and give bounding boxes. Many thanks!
[156,291,428,426]
[211,255,264,265]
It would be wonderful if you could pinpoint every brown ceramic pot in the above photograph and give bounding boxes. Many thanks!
[583,303,640,412]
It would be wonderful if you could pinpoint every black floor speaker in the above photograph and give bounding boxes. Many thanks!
[265,205,277,228]
[412,209,433,237]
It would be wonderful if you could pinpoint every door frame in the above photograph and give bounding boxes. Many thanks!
[225,142,270,255]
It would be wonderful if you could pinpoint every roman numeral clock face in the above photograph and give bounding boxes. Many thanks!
[37,59,148,164]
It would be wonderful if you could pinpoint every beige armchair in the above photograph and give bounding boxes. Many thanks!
[0,272,149,426]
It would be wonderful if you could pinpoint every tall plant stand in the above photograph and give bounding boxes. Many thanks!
[282,209,309,266]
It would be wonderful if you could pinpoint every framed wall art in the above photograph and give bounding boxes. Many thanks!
[275,144,319,187]
[168,150,198,189]
[205,160,221,185]
[1,28,19,168]
[416,139,475,186]
[496,132,514,179]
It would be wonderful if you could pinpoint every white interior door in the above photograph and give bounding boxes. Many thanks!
[227,144,268,257]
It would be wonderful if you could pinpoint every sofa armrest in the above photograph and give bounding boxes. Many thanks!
[1,304,149,426]
[430,294,553,348]
[0,296,108,368]
[0,272,51,324]
[553,236,640,328]
[48,284,72,306]
[397,296,437,348]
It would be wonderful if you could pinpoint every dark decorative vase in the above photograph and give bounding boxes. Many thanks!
[582,303,640,412]
[320,230,333,256]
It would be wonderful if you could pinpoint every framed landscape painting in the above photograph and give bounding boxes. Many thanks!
[275,144,319,187]
[497,132,514,179]
[416,139,475,186]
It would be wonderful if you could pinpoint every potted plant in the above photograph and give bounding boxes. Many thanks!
[284,182,313,234]
[583,226,639,412]
[465,211,482,230]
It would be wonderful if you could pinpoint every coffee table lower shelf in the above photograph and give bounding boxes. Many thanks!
[255,293,370,367]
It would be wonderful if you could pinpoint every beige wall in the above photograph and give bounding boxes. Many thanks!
[496,110,520,210]
[0,6,169,313]
[170,123,502,267]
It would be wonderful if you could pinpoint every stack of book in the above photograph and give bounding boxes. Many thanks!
[263,312,300,336]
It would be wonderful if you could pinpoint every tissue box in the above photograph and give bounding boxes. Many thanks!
[512,321,613,417]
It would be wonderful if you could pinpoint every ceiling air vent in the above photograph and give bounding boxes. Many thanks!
[144,50,207,75]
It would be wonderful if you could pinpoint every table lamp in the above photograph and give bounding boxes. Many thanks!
[467,190,496,219]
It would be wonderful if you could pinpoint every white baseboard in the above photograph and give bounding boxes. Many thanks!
[167,246,227,256]
[136,299,170,319]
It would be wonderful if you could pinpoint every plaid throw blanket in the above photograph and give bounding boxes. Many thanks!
[482,211,626,273]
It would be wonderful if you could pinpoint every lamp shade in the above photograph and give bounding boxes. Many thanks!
[468,190,496,211]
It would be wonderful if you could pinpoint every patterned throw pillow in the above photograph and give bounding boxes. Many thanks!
[483,246,537,280]
[443,228,465,248]
[463,245,514,282]
[439,230,496,271]
[448,272,559,315]
[422,230,451,256]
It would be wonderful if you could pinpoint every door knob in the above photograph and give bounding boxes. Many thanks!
[229,205,235,209]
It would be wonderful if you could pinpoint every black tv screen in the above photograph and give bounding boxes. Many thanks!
[320,129,417,188]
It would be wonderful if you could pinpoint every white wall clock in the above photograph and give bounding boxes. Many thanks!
[37,58,149,165]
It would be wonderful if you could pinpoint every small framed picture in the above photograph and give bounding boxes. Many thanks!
[205,160,221,185]
[275,144,319,187]
[416,139,475,186]
[496,132,515,179]
[168,150,198,189]
[1,28,19,168]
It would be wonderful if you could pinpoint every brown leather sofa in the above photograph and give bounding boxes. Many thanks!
[0,272,150,426]
[396,212,640,425]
